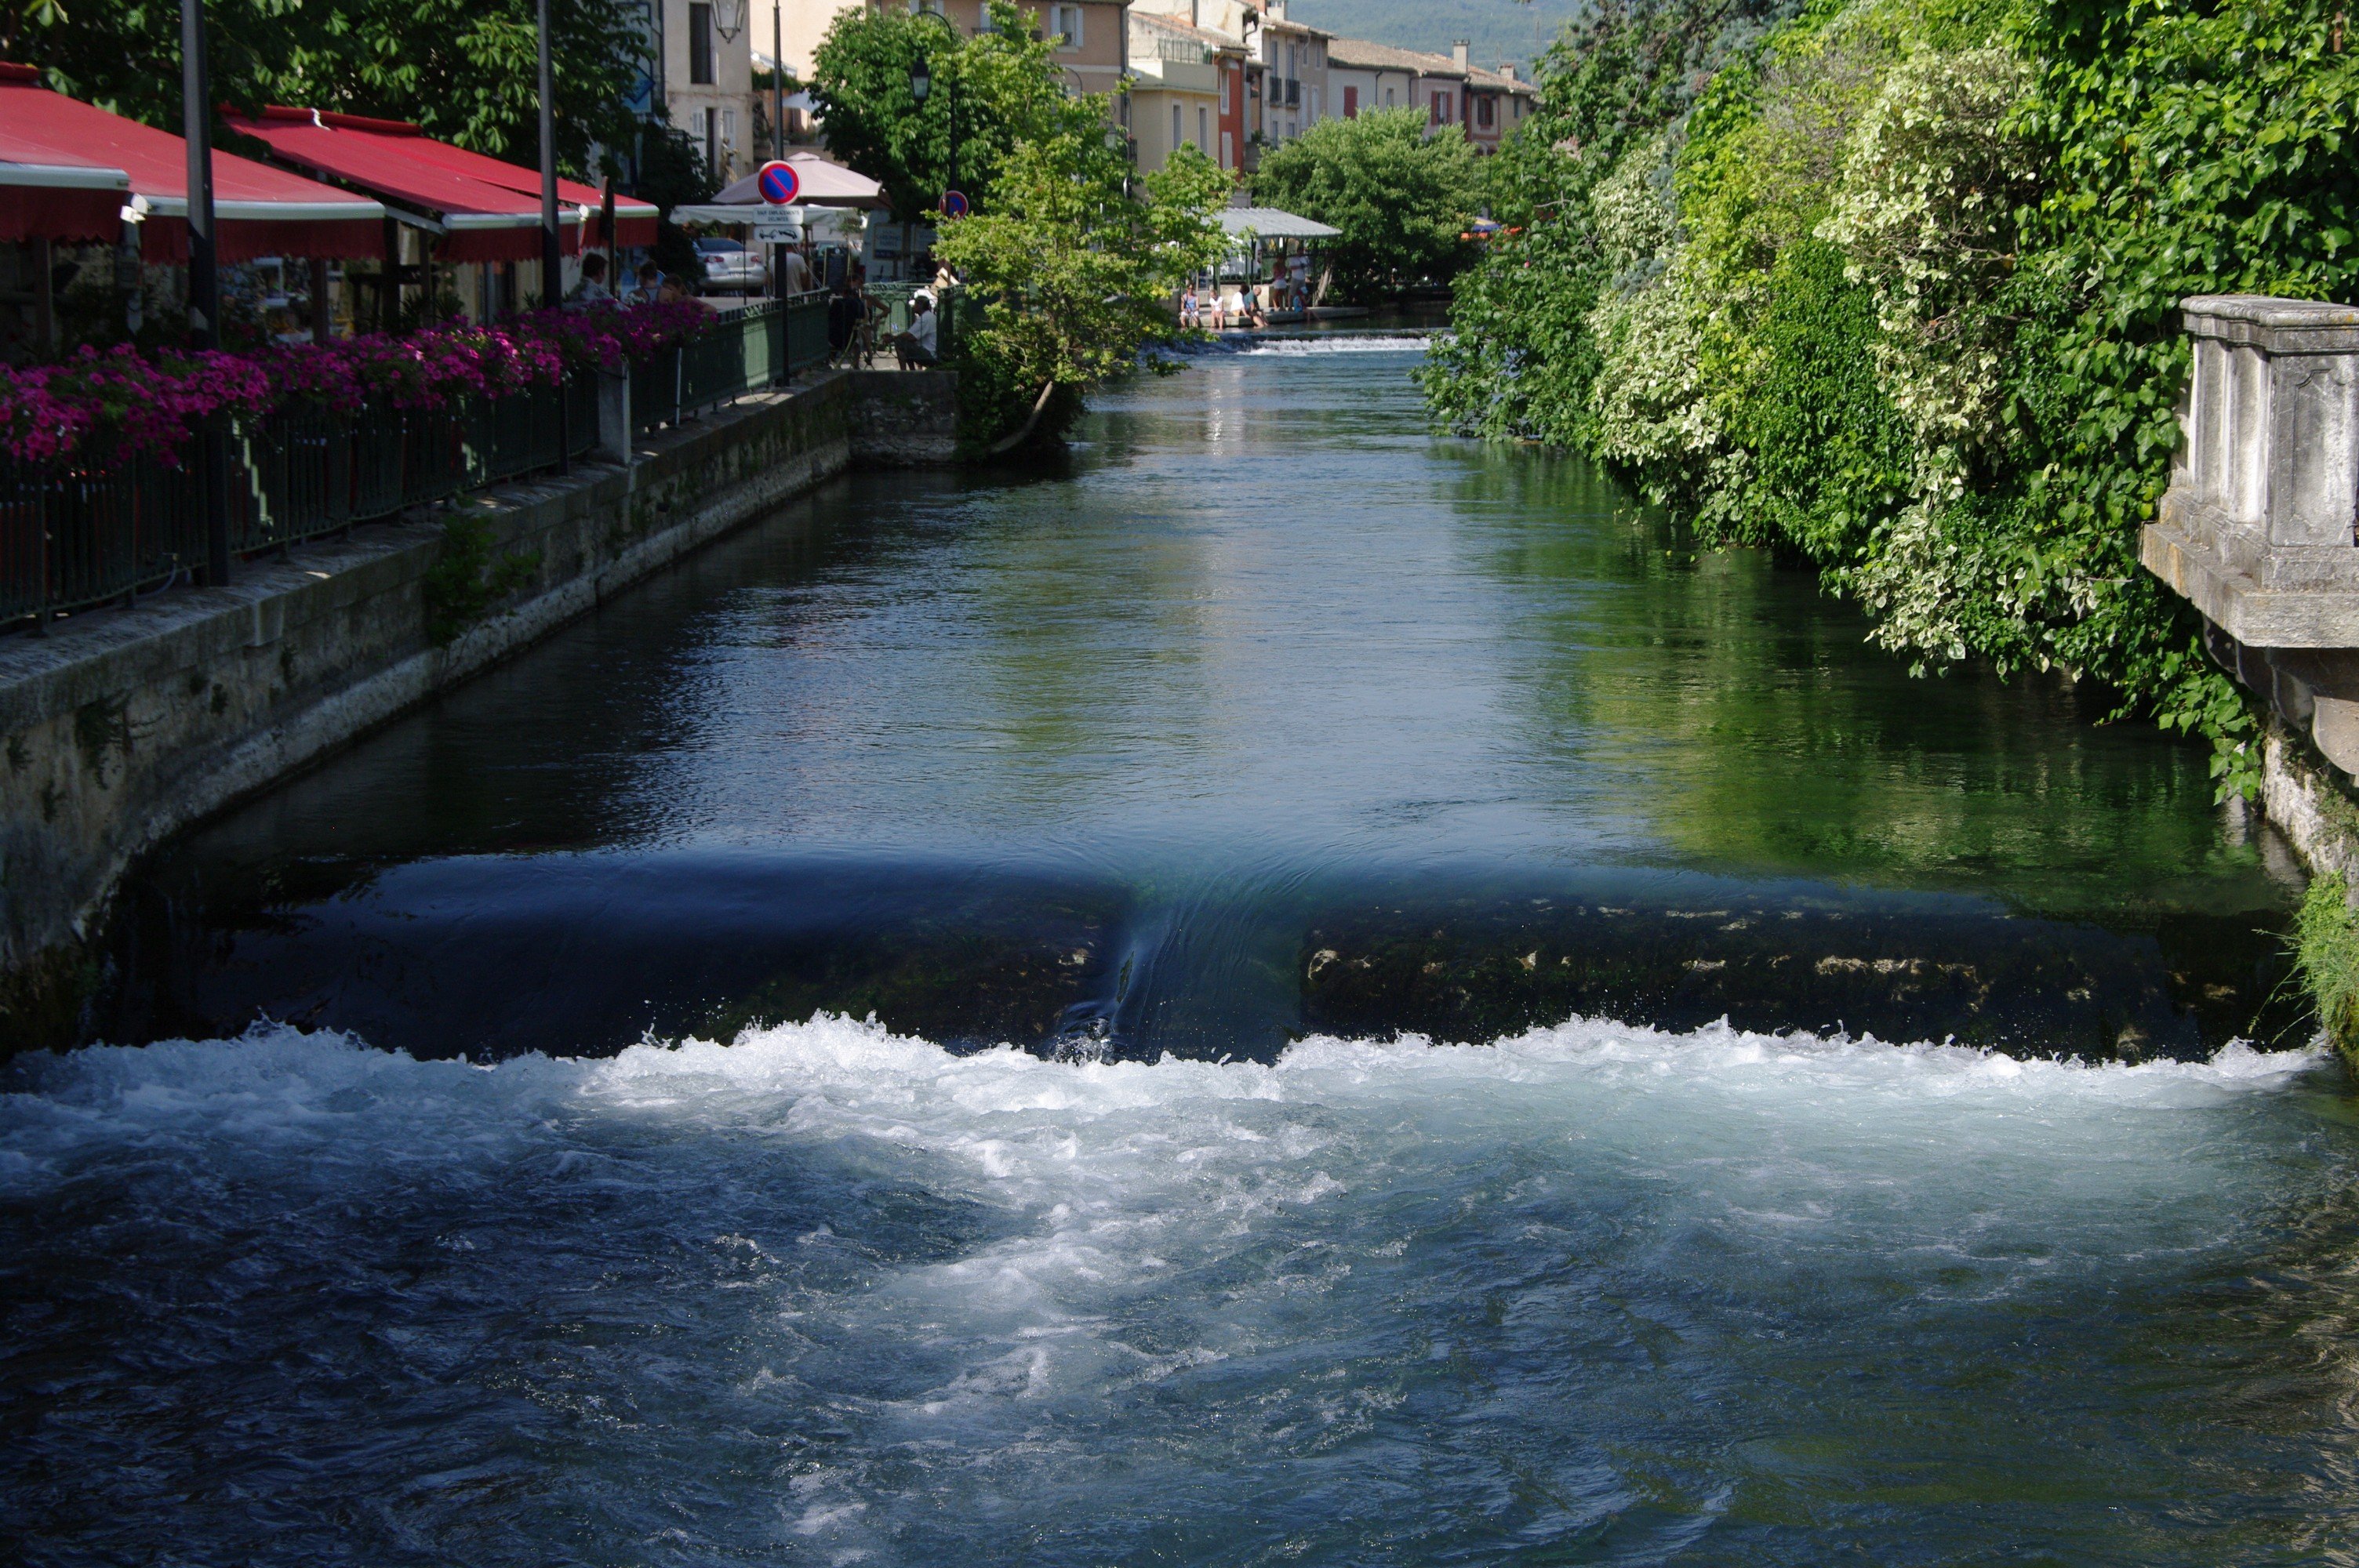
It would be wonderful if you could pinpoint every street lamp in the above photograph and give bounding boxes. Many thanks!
[905,9,961,209]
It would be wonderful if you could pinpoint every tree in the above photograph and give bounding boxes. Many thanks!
[934,138,1230,454]
[15,0,649,180]
[811,0,1092,223]
[1249,107,1482,300]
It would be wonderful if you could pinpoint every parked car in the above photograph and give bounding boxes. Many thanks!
[695,237,768,295]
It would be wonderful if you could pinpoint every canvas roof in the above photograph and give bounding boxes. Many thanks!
[227,107,658,261]
[0,64,383,260]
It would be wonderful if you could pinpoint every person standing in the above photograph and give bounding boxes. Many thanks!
[779,243,815,296]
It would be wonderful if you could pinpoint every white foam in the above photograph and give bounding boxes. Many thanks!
[1209,334,1430,356]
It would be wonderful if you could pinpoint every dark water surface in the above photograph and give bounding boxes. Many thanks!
[9,342,2359,1565]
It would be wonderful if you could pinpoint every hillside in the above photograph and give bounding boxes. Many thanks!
[1284,0,1585,74]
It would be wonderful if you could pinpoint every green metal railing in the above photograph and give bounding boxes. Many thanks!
[633,292,834,433]
[2,374,599,628]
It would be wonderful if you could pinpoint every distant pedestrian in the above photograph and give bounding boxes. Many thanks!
[623,261,661,306]
[1180,283,1200,329]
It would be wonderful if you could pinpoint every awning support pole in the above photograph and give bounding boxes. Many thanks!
[181,0,231,589]
[536,0,569,474]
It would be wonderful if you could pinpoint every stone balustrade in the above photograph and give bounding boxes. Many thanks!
[2143,294,2359,775]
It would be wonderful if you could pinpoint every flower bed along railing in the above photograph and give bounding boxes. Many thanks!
[1,306,707,630]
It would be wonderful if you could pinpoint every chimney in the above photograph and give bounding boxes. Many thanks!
[1499,62,1518,82]
[1267,0,1287,18]
[1452,38,1470,71]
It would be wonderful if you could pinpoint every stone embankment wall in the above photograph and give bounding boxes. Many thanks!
[0,370,956,1046]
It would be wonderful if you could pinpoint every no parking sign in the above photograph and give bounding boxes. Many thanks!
[756,161,801,205]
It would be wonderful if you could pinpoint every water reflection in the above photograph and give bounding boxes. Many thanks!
[100,345,2299,1057]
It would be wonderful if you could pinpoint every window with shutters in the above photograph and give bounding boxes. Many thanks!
[1343,85,1357,118]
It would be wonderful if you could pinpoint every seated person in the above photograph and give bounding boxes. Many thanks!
[895,292,940,368]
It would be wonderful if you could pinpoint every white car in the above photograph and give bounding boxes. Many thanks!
[695,237,769,295]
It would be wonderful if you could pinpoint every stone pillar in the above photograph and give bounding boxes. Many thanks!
[2146,296,2359,775]
[595,368,633,468]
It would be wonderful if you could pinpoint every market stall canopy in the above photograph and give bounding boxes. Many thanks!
[225,107,658,260]
[0,64,383,260]
[0,158,129,245]
[1218,207,1342,241]
[708,153,884,209]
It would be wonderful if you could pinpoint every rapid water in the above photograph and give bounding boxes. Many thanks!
[9,341,2357,1563]
[8,1020,2358,1563]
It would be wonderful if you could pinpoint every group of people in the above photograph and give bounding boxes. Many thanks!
[823,263,954,370]
[1180,254,1318,333]
[1180,280,1267,332]
[572,247,951,372]
[567,253,697,310]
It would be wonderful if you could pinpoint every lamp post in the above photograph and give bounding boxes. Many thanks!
[907,9,961,214]
[180,0,231,587]
[535,0,568,472]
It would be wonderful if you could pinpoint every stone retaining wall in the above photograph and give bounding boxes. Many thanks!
[0,369,956,1047]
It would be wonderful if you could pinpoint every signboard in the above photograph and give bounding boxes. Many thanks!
[755,160,801,204]
[751,214,803,243]
[940,190,969,219]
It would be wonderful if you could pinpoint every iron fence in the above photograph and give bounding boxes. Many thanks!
[634,292,834,434]
[2,372,599,629]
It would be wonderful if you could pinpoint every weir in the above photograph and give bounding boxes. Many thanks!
[0,369,957,1047]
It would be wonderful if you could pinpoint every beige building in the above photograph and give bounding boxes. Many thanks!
[758,0,863,79]
[657,0,760,181]
[1129,0,1330,165]
[1127,11,1247,175]
[759,0,1132,103]
[1324,36,1535,151]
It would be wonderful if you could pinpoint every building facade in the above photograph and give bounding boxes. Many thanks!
[656,0,761,182]
[1126,10,1246,174]
[1324,36,1534,150]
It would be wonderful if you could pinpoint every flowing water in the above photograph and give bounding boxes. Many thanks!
[9,340,2359,1563]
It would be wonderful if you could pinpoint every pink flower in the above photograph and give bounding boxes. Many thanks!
[0,303,714,469]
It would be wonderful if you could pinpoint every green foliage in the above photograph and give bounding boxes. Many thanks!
[1428,0,2359,793]
[1728,236,1910,560]
[934,132,1228,455]
[17,0,647,180]
[422,511,540,645]
[2292,874,2359,1062]
[1416,0,1804,442]
[1249,108,1483,300]
[812,0,1090,223]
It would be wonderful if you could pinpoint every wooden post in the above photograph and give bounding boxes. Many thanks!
[28,236,53,354]
[310,257,331,343]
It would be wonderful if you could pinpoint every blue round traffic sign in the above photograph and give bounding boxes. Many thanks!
[756,161,801,204]
[941,191,969,218]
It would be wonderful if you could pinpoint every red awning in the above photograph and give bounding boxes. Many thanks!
[227,107,657,257]
[0,64,383,260]
[0,159,129,244]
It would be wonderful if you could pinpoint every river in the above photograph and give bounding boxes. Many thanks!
[6,339,2358,1563]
